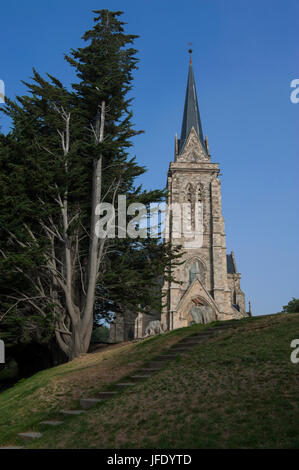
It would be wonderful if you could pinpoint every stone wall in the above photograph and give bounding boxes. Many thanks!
[162,126,248,330]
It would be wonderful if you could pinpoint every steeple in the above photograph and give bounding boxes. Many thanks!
[179,52,205,153]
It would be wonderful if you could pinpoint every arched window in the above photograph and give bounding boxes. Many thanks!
[197,187,202,202]
[189,261,200,284]
[186,184,193,203]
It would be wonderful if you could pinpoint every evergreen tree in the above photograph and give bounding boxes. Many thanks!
[282,298,299,314]
[0,10,182,360]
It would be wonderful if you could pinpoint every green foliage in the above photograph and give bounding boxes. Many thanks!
[91,326,110,343]
[1,314,298,449]
[282,297,299,314]
[0,359,18,381]
[0,9,183,358]
[97,237,182,317]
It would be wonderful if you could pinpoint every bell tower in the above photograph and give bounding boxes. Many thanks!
[162,52,247,330]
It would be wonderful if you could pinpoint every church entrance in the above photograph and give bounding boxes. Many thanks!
[187,298,216,325]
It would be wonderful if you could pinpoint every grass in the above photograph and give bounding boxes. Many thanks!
[0,313,298,449]
[0,322,205,445]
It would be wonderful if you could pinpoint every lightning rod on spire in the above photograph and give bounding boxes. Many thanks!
[188,42,193,64]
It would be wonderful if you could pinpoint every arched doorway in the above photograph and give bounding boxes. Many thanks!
[187,298,216,325]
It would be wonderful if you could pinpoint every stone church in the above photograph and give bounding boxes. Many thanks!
[109,54,250,343]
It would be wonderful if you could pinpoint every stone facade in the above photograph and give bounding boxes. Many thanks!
[109,57,249,343]
[109,309,136,343]
[160,128,247,330]
[109,309,161,343]
[159,58,248,331]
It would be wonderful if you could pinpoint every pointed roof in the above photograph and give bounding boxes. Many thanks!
[227,251,238,274]
[174,277,220,319]
[179,59,205,153]
[226,254,235,274]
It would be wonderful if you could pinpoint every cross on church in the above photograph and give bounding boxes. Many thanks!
[188,42,193,64]
[109,51,250,343]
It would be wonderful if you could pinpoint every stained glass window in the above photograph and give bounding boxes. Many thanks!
[189,261,200,284]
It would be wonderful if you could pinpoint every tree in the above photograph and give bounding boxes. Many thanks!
[91,326,110,344]
[0,10,182,361]
[282,298,299,314]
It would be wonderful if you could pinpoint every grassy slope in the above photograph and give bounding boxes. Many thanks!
[1,313,299,449]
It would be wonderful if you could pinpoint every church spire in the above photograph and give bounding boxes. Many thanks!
[179,51,205,153]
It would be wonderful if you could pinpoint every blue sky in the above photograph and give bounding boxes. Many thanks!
[0,0,298,315]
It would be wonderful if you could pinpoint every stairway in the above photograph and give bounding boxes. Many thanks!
[1,322,237,448]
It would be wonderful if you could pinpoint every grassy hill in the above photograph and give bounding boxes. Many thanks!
[0,313,299,449]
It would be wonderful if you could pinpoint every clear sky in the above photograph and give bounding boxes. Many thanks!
[0,0,298,315]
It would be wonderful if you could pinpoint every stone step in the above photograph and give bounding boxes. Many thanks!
[155,353,178,358]
[171,344,195,349]
[204,331,227,337]
[158,349,179,361]
[208,325,234,330]
[115,383,135,388]
[40,420,63,426]
[180,338,210,344]
[130,375,151,381]
[193,332,218,336]
[181,335,213,343]
[170,348,192,353]
[60,410,85,416]
[165,349,184,354]
[182,332,214,338]
[147,361,167,368]
[18,432,42,440]
[179,340,206,345]
[148,358,169,365]
[80,398,103,410]
[139,367,162,373]
[98,391,118,399]
[205,328,227,332]
[159,354,180,359]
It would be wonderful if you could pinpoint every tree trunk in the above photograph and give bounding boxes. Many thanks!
[56,101,105,360]
[69,321,84,360]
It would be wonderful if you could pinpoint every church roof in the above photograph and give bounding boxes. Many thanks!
[227,253,236,274]
[179,59,205,153]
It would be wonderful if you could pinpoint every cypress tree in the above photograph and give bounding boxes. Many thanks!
[0,10,182,361]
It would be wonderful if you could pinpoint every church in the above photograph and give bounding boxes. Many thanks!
[109,53,250,343]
